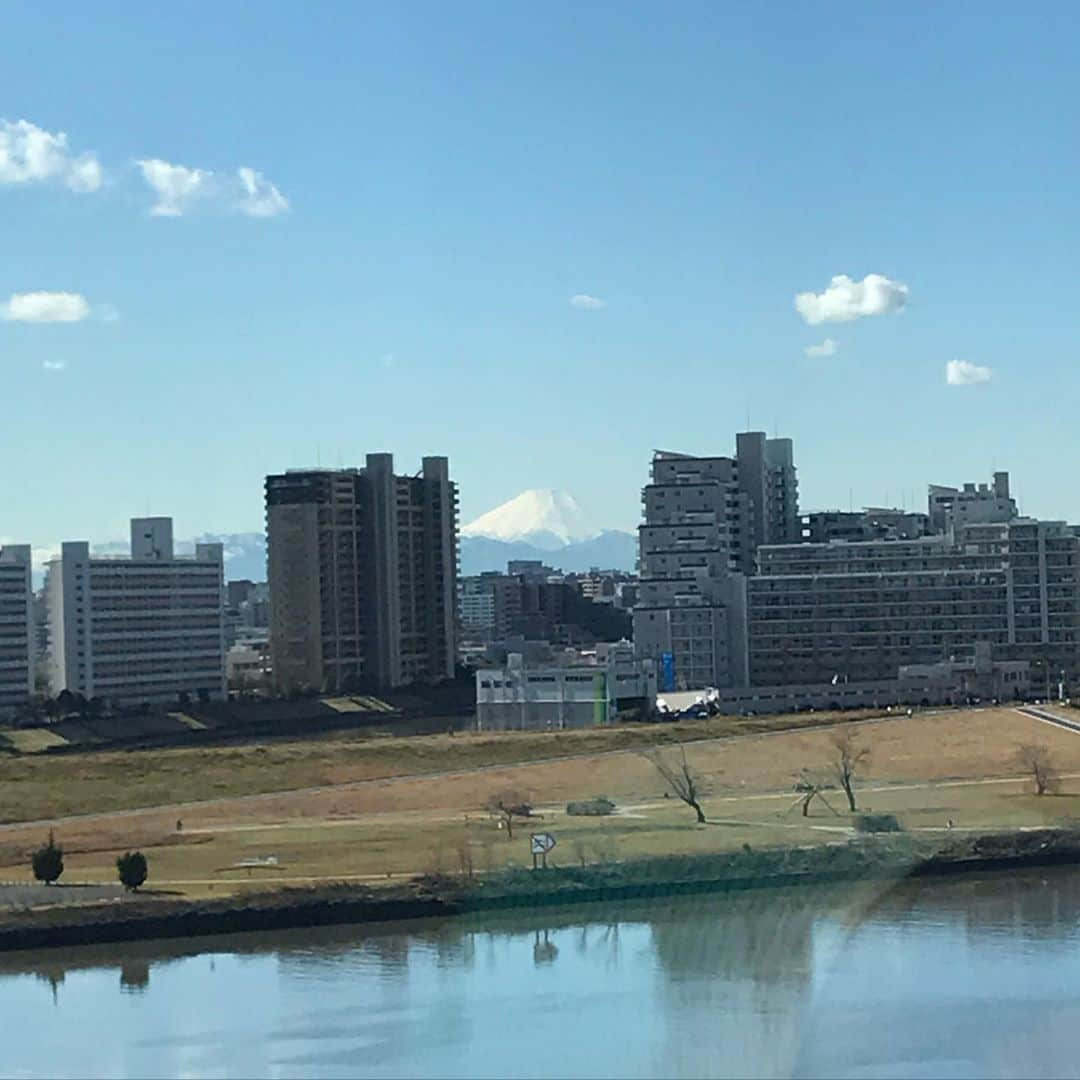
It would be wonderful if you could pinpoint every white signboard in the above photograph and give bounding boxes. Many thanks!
[530,833,557,855]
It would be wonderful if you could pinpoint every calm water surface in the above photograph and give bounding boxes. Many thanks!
[6,868,1080,1078]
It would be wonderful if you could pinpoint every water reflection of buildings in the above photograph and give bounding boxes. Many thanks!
[120,957,150,992]
[865,869,1080,942]
[9,867,1080,1071]
[648,888,827,1078]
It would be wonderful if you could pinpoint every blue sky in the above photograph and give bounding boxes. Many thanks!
[4,1,1080,550]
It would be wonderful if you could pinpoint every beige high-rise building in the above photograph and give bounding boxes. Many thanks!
[266,454,458,693]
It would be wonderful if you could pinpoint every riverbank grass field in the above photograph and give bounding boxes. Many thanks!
[0,709,886,823]
[4,706,1080,901]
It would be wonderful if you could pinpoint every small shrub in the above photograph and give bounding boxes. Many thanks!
[116,850,148,891]
[853,813,902,834]
[31,831,64,885]
[566,797,616,817]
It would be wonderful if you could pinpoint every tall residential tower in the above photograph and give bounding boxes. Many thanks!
[266,454,458,693]
[0,545,33,717]
[632,432,798,690]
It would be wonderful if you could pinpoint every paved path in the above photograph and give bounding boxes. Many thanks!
[0,883,126,909]
[1015,704,1080,736]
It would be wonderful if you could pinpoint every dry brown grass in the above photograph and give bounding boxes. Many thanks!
[0,708,885,825]
[3,706,1080,900]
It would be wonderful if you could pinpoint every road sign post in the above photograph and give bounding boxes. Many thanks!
[530,832,556,869]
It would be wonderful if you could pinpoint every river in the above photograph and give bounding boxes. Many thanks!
[5,867,1080,1078]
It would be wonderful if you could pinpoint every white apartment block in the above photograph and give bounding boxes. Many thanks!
[0,546,33,717]
[46,518,226,706]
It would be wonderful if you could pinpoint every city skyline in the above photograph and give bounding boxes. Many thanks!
[7,3,1080,550]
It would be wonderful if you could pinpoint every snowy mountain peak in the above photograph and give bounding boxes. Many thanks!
[462,489,599,549]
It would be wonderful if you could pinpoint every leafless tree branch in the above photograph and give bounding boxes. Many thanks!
[644,747,707,823]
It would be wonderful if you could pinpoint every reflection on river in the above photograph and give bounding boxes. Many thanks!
[6,868,1080,1078]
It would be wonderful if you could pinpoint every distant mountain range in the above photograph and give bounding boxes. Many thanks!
[31,490,636,589]
[197,533,267,582]
[31,532,268,588]
[460,489,636,575]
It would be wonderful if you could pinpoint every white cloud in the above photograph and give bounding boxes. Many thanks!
[136,158,211,216]
[2,291,91,323]
[236,167,289,217]
[66,155,103,193]
[795,273,908,325]
[42,359,66,371]
[804,338,838,358]
[0,119,103,192]
[946,359,992,386]
[570,293,606,310]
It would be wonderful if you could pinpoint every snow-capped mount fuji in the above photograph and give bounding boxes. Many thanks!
[462,489,598,550]
[460,489,636,576]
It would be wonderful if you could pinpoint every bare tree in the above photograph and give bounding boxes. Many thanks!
[832,730,870,812]
[486,789,533,840]
[645,747,707,823]
[792,773,841,818]
[1016,744,1057,796]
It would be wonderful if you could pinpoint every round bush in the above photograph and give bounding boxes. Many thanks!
[854,813,902,834]
[566,797,617,817]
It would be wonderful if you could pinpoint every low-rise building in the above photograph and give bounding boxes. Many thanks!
[45,517,226,706]
[0,546,33,717]
[476,642,656,729]
[226,640,272,690]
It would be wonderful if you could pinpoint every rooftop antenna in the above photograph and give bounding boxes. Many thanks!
[316,443,322,467]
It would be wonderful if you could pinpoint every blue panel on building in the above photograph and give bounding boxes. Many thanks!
[660,652,675,692]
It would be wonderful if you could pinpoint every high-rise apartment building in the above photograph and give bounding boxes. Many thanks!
[735,431,800,562]
[46,518,226,705]
[266,454,457,693]
[0,546,34,716]
[747,517,1080,687]
[632,432,797,690]
[633,452,746,691]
